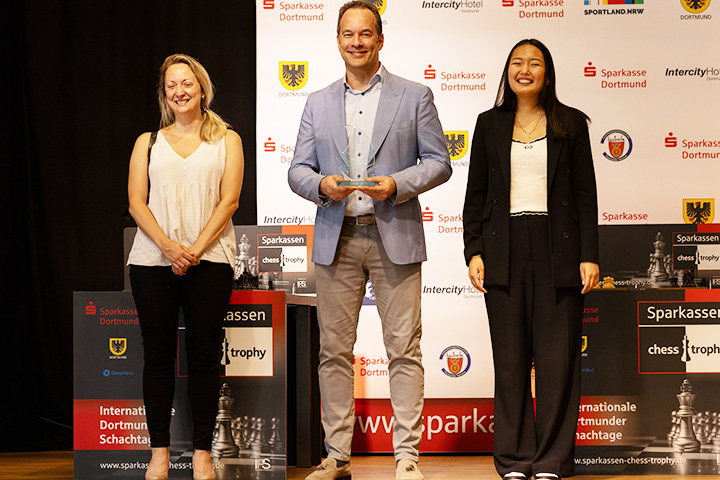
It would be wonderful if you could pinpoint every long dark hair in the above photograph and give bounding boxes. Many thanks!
[495,39,589,138]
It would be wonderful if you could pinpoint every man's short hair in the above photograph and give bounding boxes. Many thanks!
[337,1,383,37]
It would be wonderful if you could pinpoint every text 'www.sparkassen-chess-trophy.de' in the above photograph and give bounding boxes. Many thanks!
[336,126,377,187]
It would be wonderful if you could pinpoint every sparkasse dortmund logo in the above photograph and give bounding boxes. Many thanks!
[279,62,308,91]
[444,131,468,160]
[681,0,711,13]
[683,199,714,224]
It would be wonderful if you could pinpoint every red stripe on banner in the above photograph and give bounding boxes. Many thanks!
[74,399,150,450]
[684,289,720,302]
[697,223,720,233]
[352,398,495,453]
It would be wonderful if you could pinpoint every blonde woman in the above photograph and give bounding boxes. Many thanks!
[127,53,243,480]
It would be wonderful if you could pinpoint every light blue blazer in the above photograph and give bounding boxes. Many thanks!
[288,70,452,266]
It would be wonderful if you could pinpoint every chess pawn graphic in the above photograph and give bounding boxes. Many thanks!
[237,415,251,450]
[696,411,710,444]
[710,412,719,441]
[712,412,720,454]
[250,417,269,452]
[673,379,701,453]
[211,383,240,458]
[667,410,678,445]
[268,417,283,453]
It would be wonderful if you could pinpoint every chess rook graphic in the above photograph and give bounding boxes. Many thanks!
[210,383,284,478]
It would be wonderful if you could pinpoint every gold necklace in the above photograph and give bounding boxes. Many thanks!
[515,115,544,140]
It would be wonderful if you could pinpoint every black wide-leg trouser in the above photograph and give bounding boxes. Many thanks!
[130,261,233,450]
[485,216,583,478]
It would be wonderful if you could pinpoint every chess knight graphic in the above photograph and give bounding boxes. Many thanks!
[279,62,308,90]
[683,199,714,224]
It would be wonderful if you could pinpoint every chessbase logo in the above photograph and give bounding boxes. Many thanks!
[420,0,483,13]
[683,199,714,224]
[279,62,308,90]
[445,131,468,161]
[109,338,127,359]
[584,0,645,16]
[440,345,471,378]
[502,0,564,19]
[601,129,633,161]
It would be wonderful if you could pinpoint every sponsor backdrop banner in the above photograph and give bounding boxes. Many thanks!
[74,291,287,479]
[255,0,720,474]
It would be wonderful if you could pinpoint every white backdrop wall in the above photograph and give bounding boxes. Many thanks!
[256,0,719,451]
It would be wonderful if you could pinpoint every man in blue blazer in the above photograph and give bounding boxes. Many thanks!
[288,2,451,479]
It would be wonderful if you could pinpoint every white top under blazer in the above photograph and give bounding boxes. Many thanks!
[127,131,236,267]
[509,136,548,216]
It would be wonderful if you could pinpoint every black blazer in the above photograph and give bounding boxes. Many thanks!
[462,107,599,288]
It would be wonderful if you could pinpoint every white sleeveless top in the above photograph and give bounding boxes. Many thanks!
[127,131,236,266]
[510,136,548,216]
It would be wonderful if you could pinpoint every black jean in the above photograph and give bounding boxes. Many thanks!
[130,261,233,450]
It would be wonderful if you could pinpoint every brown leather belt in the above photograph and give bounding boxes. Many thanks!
[343,214,376,225]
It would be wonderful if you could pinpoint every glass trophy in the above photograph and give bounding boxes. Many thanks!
[337,125,377,187]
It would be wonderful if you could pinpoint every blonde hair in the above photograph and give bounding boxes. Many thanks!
[157,53,228,143]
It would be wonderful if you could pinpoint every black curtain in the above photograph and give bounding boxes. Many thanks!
[2,1,257,451]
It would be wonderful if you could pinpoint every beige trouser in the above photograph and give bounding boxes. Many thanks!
[315,221,424,462]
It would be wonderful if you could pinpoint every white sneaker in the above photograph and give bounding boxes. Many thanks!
[396,459,424,480]
[305,458,351,480]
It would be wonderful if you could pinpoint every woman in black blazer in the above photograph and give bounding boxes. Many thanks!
[463,39,599,480]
